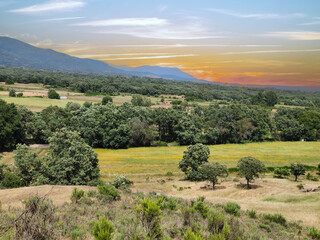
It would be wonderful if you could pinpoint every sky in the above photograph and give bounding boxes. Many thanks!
[0,0,320,87]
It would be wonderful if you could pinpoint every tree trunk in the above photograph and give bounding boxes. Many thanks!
[212,182,215,190]
[295,175,298,181]
[246,179,251,189]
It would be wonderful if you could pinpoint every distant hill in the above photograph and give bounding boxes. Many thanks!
[0,36,198,81]
[116,65,197,81]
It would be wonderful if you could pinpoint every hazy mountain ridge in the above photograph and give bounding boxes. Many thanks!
[0,37,197,81]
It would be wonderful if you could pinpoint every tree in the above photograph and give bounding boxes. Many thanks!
[179,144,210,181]
[264,91,278,107]
[290,163,305,181]
[200,162,228,190]
[45,128,100,185]
[129,117,156,147]
[14,144,44,186]
[48,89,60,99]
[131,95,151,107]
[237,157,266,189]
[0,99,23,151]
[9,89,16,97]
[102,95,113,105]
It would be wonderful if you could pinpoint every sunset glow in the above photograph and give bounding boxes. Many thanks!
[1,0,319,87]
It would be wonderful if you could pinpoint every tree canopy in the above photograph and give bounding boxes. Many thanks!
[237,157,266,189]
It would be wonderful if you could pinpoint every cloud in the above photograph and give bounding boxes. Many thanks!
[207,8,305,19]
[98,54,197,61]
[221,49,320,55]
[75,18,222,39]
[40,17,85,22]
[9,1,85,14]
[74,18,168,27]
[264,31,320,40]
[109,44,279,48]
[74,53,172,58]
[299,17,320,26]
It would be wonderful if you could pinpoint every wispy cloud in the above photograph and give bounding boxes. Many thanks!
[109,44,279,48]
[207,8,305,19]
[221,49,320,55]
[299,17,320,26]
[75,18,222,39]
[99,54,197,61]
[74,53,172,58]
[74,18,168,27]
[40,17,85,22]
[9,1,85,14]
[264,31,320,40]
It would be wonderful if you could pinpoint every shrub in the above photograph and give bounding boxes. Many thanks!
[17,93,23,97]
[101,95,113,105]
[207,210,225,233]
[184,228,204,240]
[87,190,97,198]
[182,206,196,226]
[15,196,57,240]
[110,174,133,189]
[71,188,85,203]
[247,209,257,219]
[259,223,271,232]
[307,226,320,240]
[97,185,120,201]
[5,79,14,85]
[263,213,287,226]
[223,202,240,216]
[165,171,174,176]
[297,183,304,190]
[135,198,162,239]
[9,89,16,97]
[92,217,114,240]
[273,168,290,178]
[192,196,209,218]
[48,89,60,99]
[1,171,23,189]
[70,228,84,240]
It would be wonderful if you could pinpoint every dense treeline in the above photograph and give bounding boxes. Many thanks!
[1,99,320,151]
[1,66,320,106]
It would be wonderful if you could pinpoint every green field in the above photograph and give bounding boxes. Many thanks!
[96,142,320,178]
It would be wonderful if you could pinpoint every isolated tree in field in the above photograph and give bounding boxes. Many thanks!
[237,157,266,189]
[45,128,100,185]
[290,163,305,181]
[102,95,113,105]
[9,89,16,97]
[48,89,60,99]
[200,162,228,190]
[179,143,210,181]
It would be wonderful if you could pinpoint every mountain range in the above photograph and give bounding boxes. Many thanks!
[0,36,198,81]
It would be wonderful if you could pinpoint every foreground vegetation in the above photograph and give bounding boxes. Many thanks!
[1,186,320,240]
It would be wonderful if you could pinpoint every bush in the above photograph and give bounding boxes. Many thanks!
[184,228,204,240]
[297,183,304,190]
[247,209,257,219]
[92,217,114,240]
[207,210,225,233]
[71,188,85,203]
[192,196,209,218]
[263,213,287,226]
[273,168,290,178]
[5,79,14,85]
[259,223,271,232]
[87,190,97,198]
[307,226,320,240]
[223,202,240,216]
[165,171,174,176]
[70,228,84,240]
[135,198,162,239]
[17,93,23,97]
[101,95,113,105]
[48,89,60,99]
[15,196,57,240]
[97,185,120,201]
[110,174,133,189]
[9,89,16,97]
[1,171,23,189]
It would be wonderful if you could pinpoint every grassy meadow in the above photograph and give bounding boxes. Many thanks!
[96,141,320,179]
